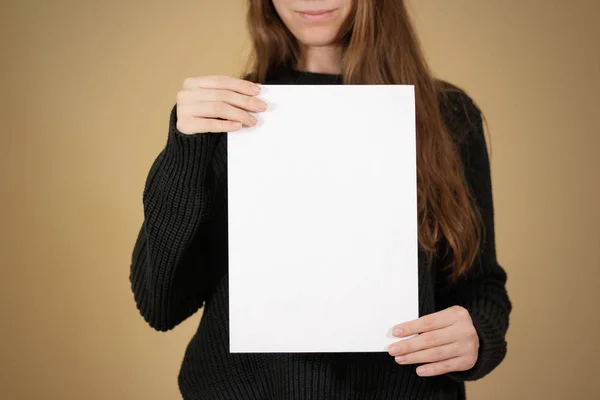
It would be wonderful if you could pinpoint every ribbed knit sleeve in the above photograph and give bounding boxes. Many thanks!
[437,91,512,381]
[129,105,226,331]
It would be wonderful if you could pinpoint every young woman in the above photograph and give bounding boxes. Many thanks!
[130,1,511,399]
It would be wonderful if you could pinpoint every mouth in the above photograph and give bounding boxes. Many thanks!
[296,9,338,21]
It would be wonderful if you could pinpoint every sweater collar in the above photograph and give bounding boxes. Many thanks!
[267,66,343,85]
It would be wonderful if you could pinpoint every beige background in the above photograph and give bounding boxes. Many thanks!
[1,0,599,399]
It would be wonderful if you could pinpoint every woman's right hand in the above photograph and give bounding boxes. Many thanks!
[175,75,267,135]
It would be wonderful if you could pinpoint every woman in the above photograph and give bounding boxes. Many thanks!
[130,1,511,399]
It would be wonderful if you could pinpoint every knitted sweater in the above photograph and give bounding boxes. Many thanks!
[130,68,511,400]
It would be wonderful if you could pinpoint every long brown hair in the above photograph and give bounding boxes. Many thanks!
[244,0,482,279]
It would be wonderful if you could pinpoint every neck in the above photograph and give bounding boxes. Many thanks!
[296,45,342,75]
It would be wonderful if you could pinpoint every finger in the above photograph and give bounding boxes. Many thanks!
[184,102,257,127]
[176,118,243,134]
[183,75,261,96]
[416,356,472,377]
[388,328,455,356]
[393,309,456,337]
[394,342,460,365]
[178,88,267,112]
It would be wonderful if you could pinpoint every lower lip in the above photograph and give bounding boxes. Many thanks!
[297,9,337,21]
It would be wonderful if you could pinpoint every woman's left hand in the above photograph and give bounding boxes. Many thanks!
[388,306,479,377]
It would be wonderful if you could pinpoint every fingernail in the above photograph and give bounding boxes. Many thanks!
[260,101,268,111]
[393,327,403,336]
[388,345,398,354]
[416,367,427,376]
[252,85,261,95]
[249,115,257,125]
[395,356,405,363]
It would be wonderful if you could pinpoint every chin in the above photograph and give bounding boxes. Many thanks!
[294,28,340,47]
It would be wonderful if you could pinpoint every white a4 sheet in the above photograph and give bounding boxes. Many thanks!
[227,85,418,353]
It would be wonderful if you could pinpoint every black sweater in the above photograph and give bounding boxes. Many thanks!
[130,68,511,400]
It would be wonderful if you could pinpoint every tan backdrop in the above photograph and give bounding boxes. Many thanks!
[1,0,599,398]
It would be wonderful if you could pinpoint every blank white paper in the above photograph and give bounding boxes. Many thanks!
[227,85,418,353]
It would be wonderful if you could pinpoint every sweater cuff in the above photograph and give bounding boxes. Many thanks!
[162,104,223,187]
[446,312,508,382]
